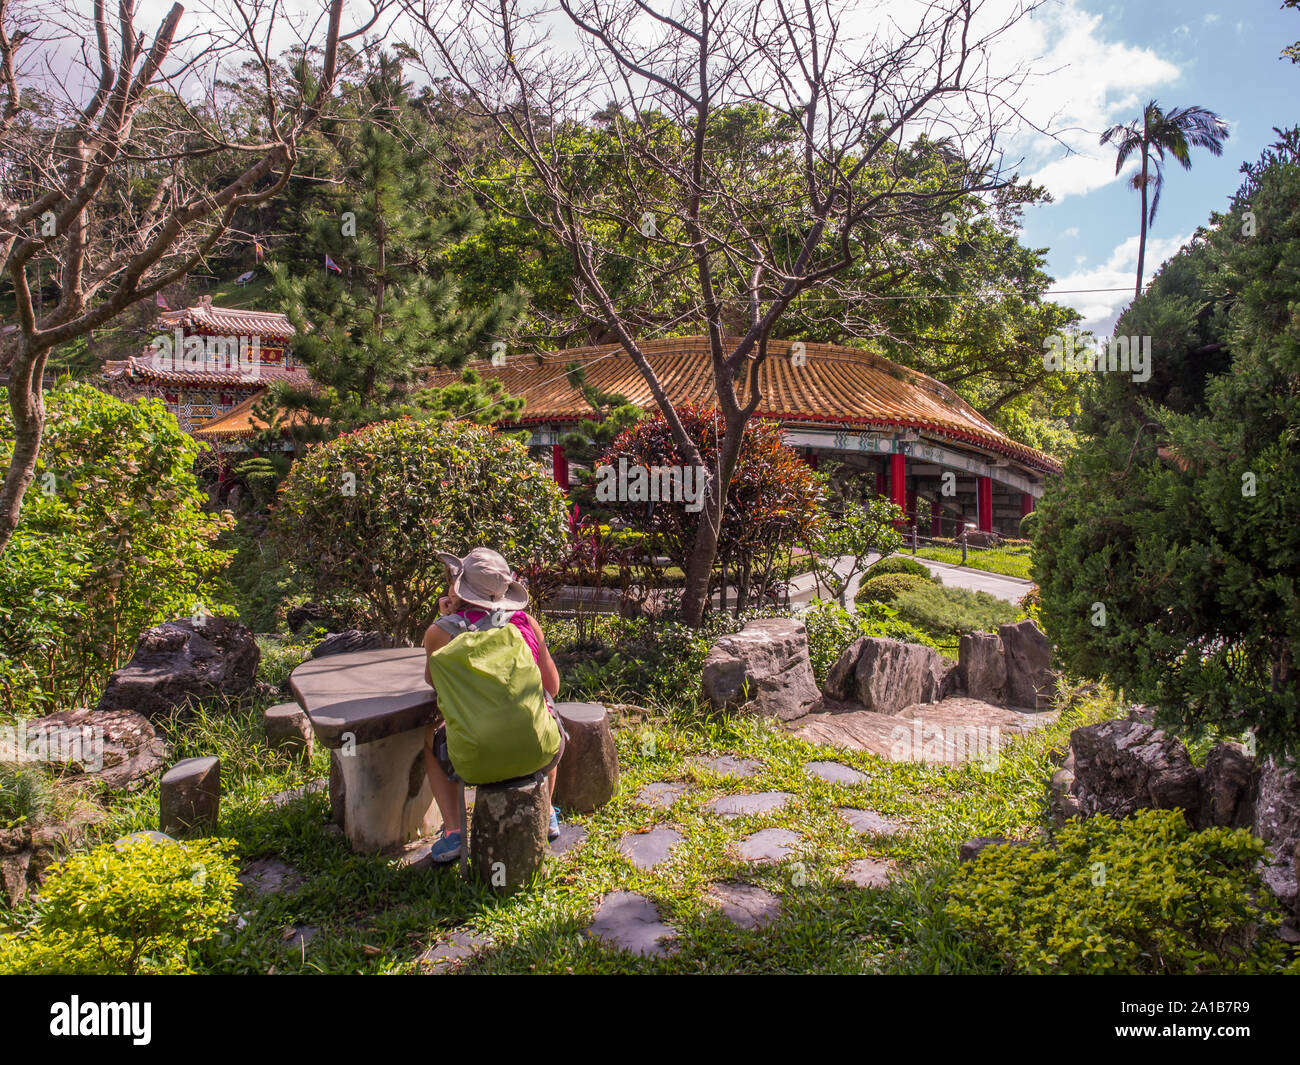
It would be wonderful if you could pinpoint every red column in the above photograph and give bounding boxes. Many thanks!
[977,475,993,533]
[806,450,819,471]
[930,498,942,538]
[1021,492,1035,517]
[552,443,570,490]
[890,453,907,520]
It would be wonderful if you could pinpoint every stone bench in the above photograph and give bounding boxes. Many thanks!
[552,702,619,812]
[289,648,440,854]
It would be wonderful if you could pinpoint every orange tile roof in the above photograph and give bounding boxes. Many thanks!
[103,354,312,389]
[423,336,1062,474]
[159,301,296,340]
[192,391,315,440]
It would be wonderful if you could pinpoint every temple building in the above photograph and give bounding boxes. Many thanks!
[104,296,308,434]
[420,337,1061,538]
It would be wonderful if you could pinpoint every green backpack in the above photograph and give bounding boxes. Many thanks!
[426,611,561,786]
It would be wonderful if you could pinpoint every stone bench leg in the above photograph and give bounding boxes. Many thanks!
[332,727,440,854]
[469,775,549,891]
[553,702,619,812]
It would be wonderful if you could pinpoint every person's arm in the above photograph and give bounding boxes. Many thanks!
[524,612,561,697]
[422,620,451,688]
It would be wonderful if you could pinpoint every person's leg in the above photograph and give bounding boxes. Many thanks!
[423,729,465,834]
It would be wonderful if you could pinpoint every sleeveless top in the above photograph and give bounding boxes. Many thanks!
[451,609,540,664]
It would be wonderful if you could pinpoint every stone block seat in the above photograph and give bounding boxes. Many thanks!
[290,648,441,853]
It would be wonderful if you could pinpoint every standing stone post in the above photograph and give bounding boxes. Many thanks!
[264,702,314,761]
[469,776,549,891]
[159,756,221,835]
[552,702,619,812]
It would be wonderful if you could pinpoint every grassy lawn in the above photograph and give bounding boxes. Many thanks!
[912,543,1034,581]
[68,668,1119,975]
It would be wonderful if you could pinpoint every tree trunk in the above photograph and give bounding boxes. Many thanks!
[1136,150,1150,299]
[0,338,49,554]
[678,413,747,627]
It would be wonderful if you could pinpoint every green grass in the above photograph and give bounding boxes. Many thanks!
[2,661,1125,974]
[912,542,1034,581]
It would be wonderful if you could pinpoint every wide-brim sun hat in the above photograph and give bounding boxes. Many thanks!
[436,547,530,612]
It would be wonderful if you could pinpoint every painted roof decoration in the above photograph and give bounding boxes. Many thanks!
[422,336,1062,474]
[103,356,311,389]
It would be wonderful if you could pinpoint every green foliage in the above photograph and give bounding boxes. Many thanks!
[944,810,1289,974]
[804,495,903,607]
[0,836,240,975]
[231,456,288,509]
[0,384,233,713]
[0,763,50,829]
[272,418,568,645]
[854,572,930,606]
[1035,130,1300,758]
[1017,508,1040,539]
[864,556,937,582]
[801,599,942,684]
[884,581,1021,653]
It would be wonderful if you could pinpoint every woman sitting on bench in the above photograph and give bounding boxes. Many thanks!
[421,547,565,864]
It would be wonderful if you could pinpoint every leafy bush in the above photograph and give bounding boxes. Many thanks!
[804,495,903,607]
[273,418,569,645]
[0,384,233,714]
[0,763,50,828]
[944,810,1290,974]
[1017,508,1040,539]
[864,556,937,582]
[802,599,942,684]
[0,836,239,975]
[854,572,930,606]
[888,581,1020,644]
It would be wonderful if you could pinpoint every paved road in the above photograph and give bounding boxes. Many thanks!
[785,552,1032,608]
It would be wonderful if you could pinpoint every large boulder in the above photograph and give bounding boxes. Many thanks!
[998,620,1056,710]
[95,617,259,719]
[701,618,821,721]
[1066,718,1202,822]
[16,707,167,791]
[824,637,949,715]
[958,632,1005,703]
[1254,759,1300,915]
[1198,742,1258,829]
[0,807,105,909]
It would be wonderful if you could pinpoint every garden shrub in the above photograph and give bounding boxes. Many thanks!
[887,581,1020,642]
[944,809,1291,974]
[802,599,942,684]
[0,384,234,714]
[854,572,929,606]
[273,418,569,645]
[864,556,937,582]
[0,835,240,975]
[0,763,50,828]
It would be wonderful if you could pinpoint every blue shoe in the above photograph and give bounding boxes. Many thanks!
[548,807,560,841]
[430,830,462,864]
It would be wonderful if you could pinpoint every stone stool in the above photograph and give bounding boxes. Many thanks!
[552,702,619,813]
[160,756,221,835]
[469,775,549,891]
[264,702,314,761]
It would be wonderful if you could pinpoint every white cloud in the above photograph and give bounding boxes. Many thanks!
[1061,226,1080,238]
[1047,231,1191,334]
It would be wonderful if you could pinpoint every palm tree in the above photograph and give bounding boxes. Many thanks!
[1101,101,1229,299]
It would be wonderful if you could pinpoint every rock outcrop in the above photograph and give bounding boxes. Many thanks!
[701,618,821,721]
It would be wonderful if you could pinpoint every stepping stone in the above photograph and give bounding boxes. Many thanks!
[706,881,781,929]
[418,931,490,974]
[843,858,895,889]
[707,791,791,819]
[388,837,439,871]
[736,827,800,863]
[282,925,319,950]
[266,778,327,808]
[238,858,304,896]
[549,823,587,856]
[113,830,174,850]
[588,891,675,957]
[694,754,760,778]
[838,807,903,837]
[636,782,689,809]
[618,826,682,870]
[804,760,869,785]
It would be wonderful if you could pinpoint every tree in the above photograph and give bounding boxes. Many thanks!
[272,418,569,645]
[407,0,1042,627]
[0,0,394,555]
[1100,100,1229,299]
[1034,130,1300,760]
[806,496,903,609]
[265,51,525,442]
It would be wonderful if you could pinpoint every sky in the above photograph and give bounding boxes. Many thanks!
[1004,0,1300,335]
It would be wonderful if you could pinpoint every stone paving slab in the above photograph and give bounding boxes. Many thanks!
[549,823,587,856]
[707,791,792,819]
[265,778,327,808]
[282,924,319,950]
[418,931,490,973]
[619,826,683,870]
[693,754,761,778]
[705,881,782,929]
[804,760,869,785]
[843,858,895,889]
[736,827,800,863]
[588,891,675,957]
[635,781,690,810]
[837,807,904,837]
[238,858,304,896]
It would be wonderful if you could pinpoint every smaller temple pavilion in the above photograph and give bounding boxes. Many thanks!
[422,337,1062,538]
[104,296,309,434]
